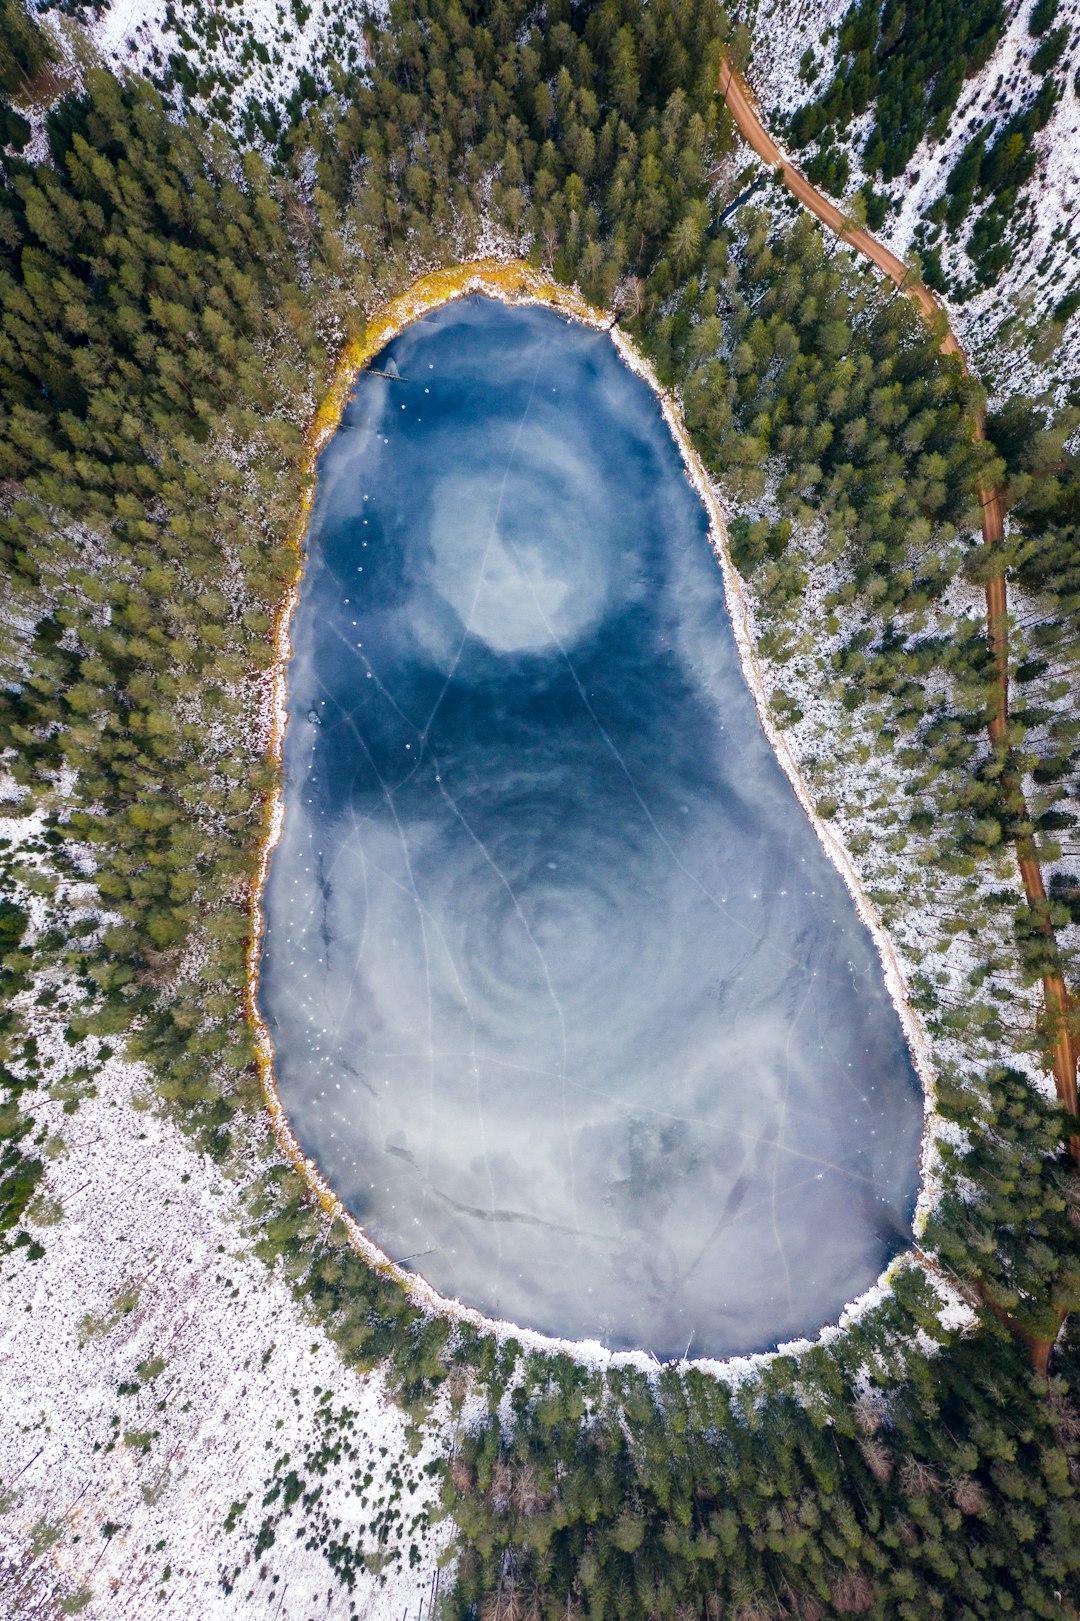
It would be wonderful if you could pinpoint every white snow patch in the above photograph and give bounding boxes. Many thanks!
[0,805,456,1621]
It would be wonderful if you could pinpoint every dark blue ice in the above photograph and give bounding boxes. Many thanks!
[259,298,924,1359]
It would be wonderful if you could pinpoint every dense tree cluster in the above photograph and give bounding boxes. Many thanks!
[789,0,1004,182]
[989,396,1080,647]
[988,395,1080,967]
[943,76,1060,289]
[297,0,726,308]
[653,216,1010,851]
[447,1312,1080,1620]
[0,0,58,151]
[0,69,341,1161]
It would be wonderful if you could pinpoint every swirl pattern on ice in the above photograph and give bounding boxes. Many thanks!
[259,299,923,1359]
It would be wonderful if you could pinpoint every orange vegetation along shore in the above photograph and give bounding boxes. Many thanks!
[717,57,1078,1145]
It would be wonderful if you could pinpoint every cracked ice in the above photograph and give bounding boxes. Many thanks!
[258,299,923,1360]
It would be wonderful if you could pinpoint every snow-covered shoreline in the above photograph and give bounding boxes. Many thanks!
[244,256,969,1385]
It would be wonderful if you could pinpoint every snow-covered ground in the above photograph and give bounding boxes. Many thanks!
[748,0,1080,402]
[39,0,380,140]
[0,805,456,1620]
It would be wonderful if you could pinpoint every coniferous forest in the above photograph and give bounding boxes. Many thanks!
[1,0,1080,1616]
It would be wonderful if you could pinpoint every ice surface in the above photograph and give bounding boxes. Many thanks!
[259,299,923,1360]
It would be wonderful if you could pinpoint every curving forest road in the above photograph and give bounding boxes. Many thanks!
[717,62,1078,1137]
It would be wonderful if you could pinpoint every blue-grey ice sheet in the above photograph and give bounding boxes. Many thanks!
[259,298,923,1359]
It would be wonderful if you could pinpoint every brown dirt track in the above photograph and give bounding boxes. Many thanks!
[717,59,1078,1143]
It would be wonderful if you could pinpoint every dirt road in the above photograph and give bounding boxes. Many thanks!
[717,59,1077,1127]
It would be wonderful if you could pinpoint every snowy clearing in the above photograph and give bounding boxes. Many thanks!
[0,808,455,1621]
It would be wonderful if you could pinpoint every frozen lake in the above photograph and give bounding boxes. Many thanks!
[259,298,923,1359]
